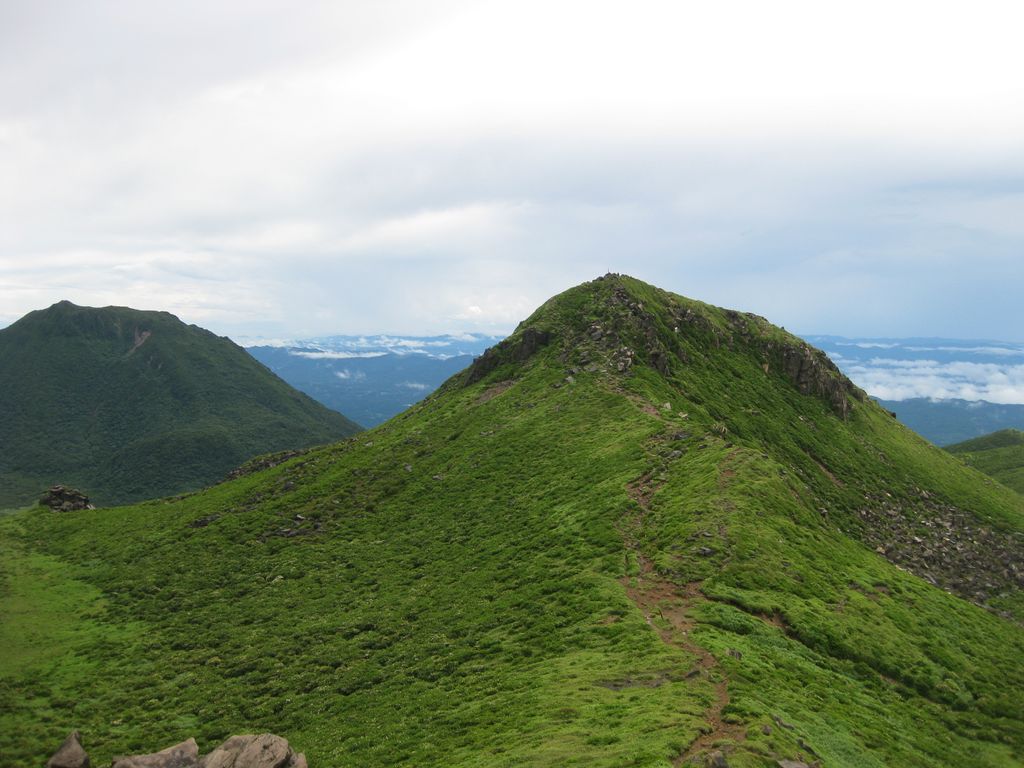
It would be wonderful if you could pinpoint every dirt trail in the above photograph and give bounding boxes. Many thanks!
[623,444,747,765]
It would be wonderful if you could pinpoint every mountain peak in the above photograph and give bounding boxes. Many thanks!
[458,273,865,418]
[0,301,360,507]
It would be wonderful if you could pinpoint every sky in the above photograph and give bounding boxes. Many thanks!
[1,0,1023,342]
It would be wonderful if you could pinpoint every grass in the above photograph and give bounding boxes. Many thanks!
[947,429,1024,494]
[1,275,1022,767]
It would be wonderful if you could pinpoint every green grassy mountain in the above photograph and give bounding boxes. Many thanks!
[0,301,361,507]
[2,275,1023,767]
[947,429,1024,494]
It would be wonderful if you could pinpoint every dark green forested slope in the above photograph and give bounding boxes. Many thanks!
[0,301,360,507]
[947,429,1024,494]
[1,276,1022,767]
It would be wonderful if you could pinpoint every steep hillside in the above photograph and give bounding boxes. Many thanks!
[2,276,1022,767]
[948,429,1024,494]
[0,301,361,507]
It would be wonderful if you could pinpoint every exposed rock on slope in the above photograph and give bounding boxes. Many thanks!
[46,731,89,768]
[39,485,95,512]
[48,732,307,768]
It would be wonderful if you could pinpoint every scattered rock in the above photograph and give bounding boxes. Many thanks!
[227,450,304,480]
[727,648,743,660]
[772,714,795,730]
[777,761,813,768]
[112,738,199,768]
[706,751,729,768]
[698,546,716,557]
[39,485,94,512]
[47,731,89,768]
[201,734,307,768]
[48,733,307,768]
[856,490,1024,610]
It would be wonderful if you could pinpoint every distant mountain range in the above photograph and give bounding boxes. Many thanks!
[245,332,1024,445]
[806,336,1024,445]
[0,301,360,508]
[876,398,1024,447]
[246,334,501,427]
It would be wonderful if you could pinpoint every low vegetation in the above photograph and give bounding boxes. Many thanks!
[947,429,1024,494]
[2,276,1022,766]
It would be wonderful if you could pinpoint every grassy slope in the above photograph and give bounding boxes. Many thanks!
[0,302,360,507]
[1,276,1022,767]
[947,429,1024,494]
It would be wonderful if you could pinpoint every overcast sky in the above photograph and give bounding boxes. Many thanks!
[1,0,1022,341]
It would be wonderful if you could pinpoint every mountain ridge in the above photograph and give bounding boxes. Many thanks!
[2,275,1022,767]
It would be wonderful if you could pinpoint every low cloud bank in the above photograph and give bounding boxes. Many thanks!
[811,336,1024,404]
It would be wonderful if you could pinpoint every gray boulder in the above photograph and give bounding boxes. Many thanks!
[200,734,307,768]
[111,738,199,768]
[47,731,89,768]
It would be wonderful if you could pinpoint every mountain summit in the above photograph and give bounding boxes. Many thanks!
[0,301,360,507]
[2,276,1022,767]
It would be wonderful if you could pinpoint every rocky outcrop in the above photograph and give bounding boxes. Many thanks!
[47,733,307,768]
[462,327,552,385]
[763,340,865,419]
[47,731,89,768]
[39,485,95,511]
[227,450,306,480]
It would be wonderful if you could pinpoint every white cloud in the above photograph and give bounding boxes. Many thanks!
[334,369,366,381]
[1,1,1023,339]
[291,351,387,360]
[846,359,1024,404]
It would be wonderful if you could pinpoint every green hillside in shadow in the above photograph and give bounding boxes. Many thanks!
[0,301,361,507]
[1,276,1022,767]
[947,429,1024,494]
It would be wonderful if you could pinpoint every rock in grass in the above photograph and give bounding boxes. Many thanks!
[39,485,95,512]
[47,731,89,768]
[48,733,307,768]
[111,738,199,767]
[200,734,307,768]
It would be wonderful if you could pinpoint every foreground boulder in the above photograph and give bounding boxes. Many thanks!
[200,734,307,768]
[112,738,199,768]
[47,733,306,768]
[39,485,95,512]
[47,731,89,768]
